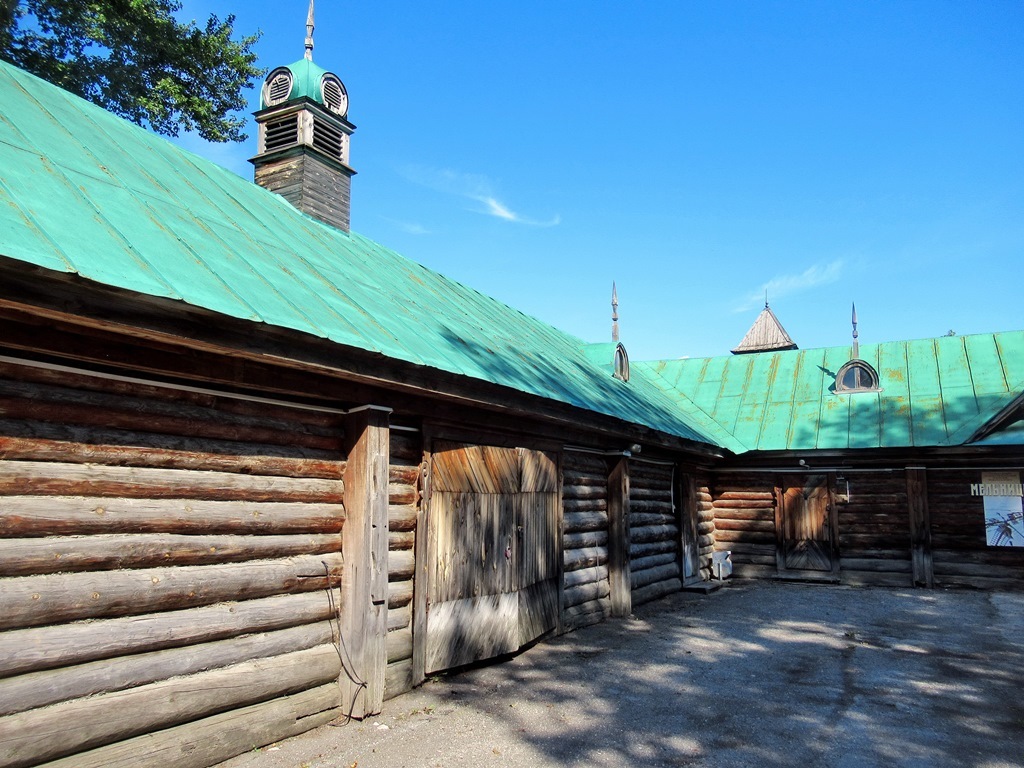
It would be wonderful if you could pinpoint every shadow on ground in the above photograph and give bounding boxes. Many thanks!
[220,581,1024,768]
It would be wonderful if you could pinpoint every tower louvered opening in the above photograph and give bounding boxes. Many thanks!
[265,71,293,106]
[321,75,347,116]
[312,116,345,160]
[265,115,299,151]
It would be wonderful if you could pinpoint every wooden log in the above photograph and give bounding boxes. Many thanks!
[0,622,335,717]
[387,602,412,632]
[389,465,420,486]
[561,498,607,513]
[388,550,415,580]
[697,520,716,535]
[1,553,342,630]
[386,627,413,664]
[561,596,611,623]
[0,394,341,452]
[388,486,418,506]
[388,504,418,532]
[631,552,678,573]
[389,530,415,551]
[388,579,413,609]
[714,491,774,501]
[629,511,675,527]
[628,488,673,503]
[0,363,343,428]
[562,484,608,500]
[631,562,681,590]
[563,546,608,572]
[0,534,340,577]
[698,533,715,548]
[0,645,342,768]
[0,496,344,537]
[385,659,414,700]
[712,519,774,533]
[563,580,611,609]
[696,492,713,504]
[560,473,606,490]
[628,500,673,514]
[0,590,337,678]
[563,530,608,550]
[712,529,774,545]
[0,461,344,503]
[563,565,608,589]
[711,508,774,521]
[0,435,343,479]
[711,498,775,510]
[631,578,681,606]
[562,511,608,533]
[629,538,677,559]
[630,524,680,544]
[838,557,912,574]
[36,683,341,768]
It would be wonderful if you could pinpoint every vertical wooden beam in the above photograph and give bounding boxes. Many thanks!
[555,451,565,634]
[680,472,700,583]
[410,428,432,687]
[607,455,631,617]
[340,405,391,718]
[906,467,934,588]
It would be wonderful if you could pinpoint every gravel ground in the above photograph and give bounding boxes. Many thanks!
[216,581,1024,768]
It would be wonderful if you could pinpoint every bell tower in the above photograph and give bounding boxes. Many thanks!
[251,1,356,232]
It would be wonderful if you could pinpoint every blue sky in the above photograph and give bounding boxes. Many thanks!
[176,1,1023,361]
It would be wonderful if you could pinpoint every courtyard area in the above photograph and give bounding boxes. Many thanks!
[219,581,1024,768]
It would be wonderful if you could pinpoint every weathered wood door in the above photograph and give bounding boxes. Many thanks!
[425,442,559,673]
[778,475,836,572]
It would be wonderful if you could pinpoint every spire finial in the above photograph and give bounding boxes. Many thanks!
[765,289,769,309]
[611,282,619,343]
[851,301,860,359]
[304,0,315,60]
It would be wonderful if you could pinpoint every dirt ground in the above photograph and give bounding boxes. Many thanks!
[217,581,1024,768]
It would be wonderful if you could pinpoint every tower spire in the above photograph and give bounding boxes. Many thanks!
[611,282,619,343]
[304,0,315,60]
[852,302,860,359]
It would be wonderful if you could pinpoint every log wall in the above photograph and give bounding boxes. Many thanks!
[694,471,716,581]
[561,452,611,630]
[628,462,681,606]
[928,468,1024,589]
[711,472,775,579]
[0,361,348,768]
[385,428,420,698]
[835,471,912,586]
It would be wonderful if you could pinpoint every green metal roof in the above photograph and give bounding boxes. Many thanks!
[636,331,1024,452]
[260,58,334,109]
[0,61,716,447]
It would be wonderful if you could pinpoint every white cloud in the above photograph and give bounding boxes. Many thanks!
[733,260,845,313]
[399,165,559,227]
[379,216,430,235]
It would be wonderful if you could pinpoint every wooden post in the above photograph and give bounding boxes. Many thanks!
[340,405,391,718]
[680,473,701,584]
[410,432,432,687]
[906,467,934,588]
[607,456,631,617]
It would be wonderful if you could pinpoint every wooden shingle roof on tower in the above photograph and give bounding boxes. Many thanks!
[731,303,798,354]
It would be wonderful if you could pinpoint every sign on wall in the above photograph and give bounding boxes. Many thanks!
[972,471,1024,547]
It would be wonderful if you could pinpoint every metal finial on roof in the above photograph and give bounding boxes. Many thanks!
[612,282,619,343]
[852,302,860,359]
[304,0,315,60]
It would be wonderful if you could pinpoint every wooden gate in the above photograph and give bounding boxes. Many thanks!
[777,474,837,573]
[425,442,559,673]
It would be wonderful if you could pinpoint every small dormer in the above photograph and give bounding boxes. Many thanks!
[835,302,881,394]
[251,4,356,232]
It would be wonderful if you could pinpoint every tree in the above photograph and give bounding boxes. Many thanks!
[0,0,261,142]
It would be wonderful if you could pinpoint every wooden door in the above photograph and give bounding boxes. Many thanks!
[779,475,836,572]
[425,442,558,673]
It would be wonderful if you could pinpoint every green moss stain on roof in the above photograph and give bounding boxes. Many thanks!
[0,61,718,447]
[637,330,1024,451]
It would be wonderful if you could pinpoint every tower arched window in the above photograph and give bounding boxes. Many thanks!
[834,359,880,393]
